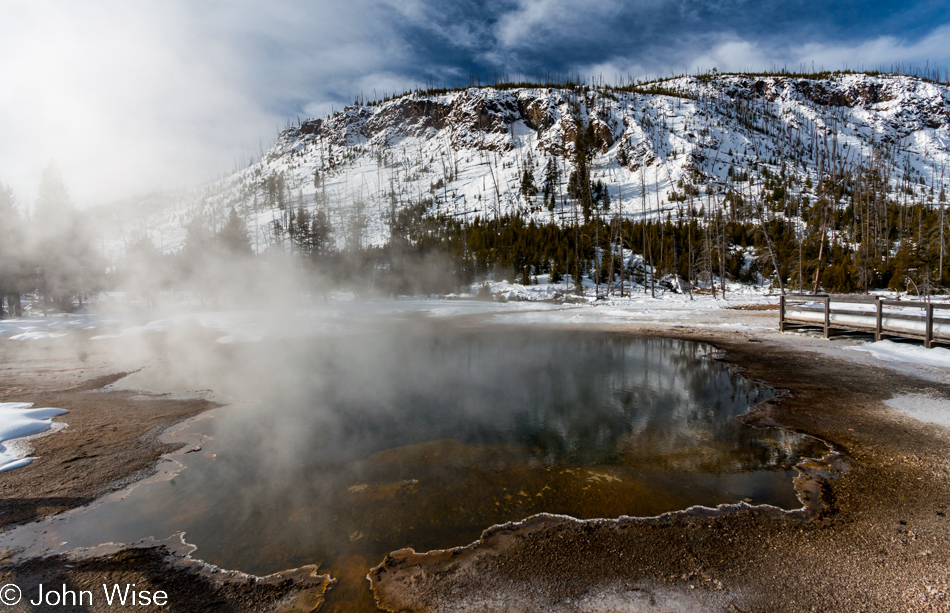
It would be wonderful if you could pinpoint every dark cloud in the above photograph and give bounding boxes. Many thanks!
[390,0,950,76]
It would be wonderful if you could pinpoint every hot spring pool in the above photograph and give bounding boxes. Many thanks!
[11,328,827,611]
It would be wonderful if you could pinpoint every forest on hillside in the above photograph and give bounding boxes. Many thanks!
[230,80,950,301]
[3,71,950,314]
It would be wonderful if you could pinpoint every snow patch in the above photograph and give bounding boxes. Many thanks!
[846,340,950,368]
[0,403,69,472]
[0,314,114,340]
[8,330,68,340]
[885,393,950,428]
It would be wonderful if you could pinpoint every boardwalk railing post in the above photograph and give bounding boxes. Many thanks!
[782,295,945,346]
[823,296,831,339]
[875,297,883,341]
[925,303,934,349]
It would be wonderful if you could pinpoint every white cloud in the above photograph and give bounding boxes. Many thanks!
[0,0,415,206]
[787,24,950,74]
[577,25,950,83]
[685,25,950,76]
[0,2,268,205]
[493,0,629,49]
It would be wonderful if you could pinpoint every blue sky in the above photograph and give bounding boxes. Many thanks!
[1,0,948,204]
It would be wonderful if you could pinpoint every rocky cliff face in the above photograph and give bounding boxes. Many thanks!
[274,73,949,157]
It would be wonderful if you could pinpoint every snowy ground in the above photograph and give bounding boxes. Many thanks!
[3,286,947,352]
[885,393,950,428]
[0,314,113,340]
[3,283,779,344]
[0,403,69,472]
[847,340,950,369]
[4,286,950,401]
[95,74,950,265]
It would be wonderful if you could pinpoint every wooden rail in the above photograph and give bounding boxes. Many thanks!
[779,293,950,348]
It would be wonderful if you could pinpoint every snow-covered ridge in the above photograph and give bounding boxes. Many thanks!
[106,73,950,258]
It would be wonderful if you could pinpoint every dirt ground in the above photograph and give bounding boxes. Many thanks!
[1,312,949,612]
[0,335,223,531]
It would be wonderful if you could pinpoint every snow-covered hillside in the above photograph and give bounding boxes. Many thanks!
[104,72,950,258]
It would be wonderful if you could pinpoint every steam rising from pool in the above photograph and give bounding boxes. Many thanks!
[8,325,828,610]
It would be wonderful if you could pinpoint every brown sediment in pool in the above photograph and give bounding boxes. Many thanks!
[367,330,950,612]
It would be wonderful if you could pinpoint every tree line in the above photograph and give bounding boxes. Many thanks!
[0,166,104,317]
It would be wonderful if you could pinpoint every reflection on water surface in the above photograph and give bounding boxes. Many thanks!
[30,328,826,611]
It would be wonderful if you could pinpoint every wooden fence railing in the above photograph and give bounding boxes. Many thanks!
[779,293,950,348]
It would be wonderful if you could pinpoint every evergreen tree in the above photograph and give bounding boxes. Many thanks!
[218,208,253,256]
[617,140,629,167]
[520,167,537,202]
[542,157,559,212]
[183,214,213,256]
[310,209,333,258]
[31,164,103,311]
[568,118,596,221]
[0,181,25,316]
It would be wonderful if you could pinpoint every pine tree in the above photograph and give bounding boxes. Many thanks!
[520,167,537,202]
[617,140,629,167]
[542,157,559,212]
[0,181,24,317]
[32,164,102,311]
[310,209,333,258]
[218,208,253,256]
[183,214,213,256]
